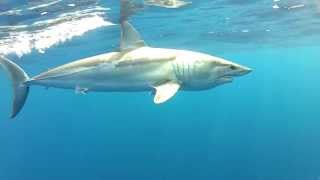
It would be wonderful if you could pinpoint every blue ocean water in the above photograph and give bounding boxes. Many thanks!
[1,0,320,180]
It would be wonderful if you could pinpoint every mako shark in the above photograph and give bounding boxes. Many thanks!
[144,0,191,8]
[0,21,251,118]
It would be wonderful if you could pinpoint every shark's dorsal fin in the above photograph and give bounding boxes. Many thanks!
[120,21,147,51]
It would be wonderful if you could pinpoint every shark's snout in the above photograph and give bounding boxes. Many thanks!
[230,64,252,77]
[239,66,252,75]
[215,64,251,86]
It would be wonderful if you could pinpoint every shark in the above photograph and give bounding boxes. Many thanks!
[0,2,252,118]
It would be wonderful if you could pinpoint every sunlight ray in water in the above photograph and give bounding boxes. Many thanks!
[0,1,114,57]
[27,0,63,10]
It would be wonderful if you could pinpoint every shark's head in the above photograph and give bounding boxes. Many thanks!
[175,53,252,90]
[209,60,252,87]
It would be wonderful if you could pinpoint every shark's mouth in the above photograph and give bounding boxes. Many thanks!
[219,76,233,83]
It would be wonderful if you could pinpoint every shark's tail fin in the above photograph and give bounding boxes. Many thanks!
[120,0,144,23]
[0,56,30,118]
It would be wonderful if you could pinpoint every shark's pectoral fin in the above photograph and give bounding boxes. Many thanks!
[153,82,180,104]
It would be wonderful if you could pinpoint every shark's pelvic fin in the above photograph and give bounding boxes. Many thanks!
[153,82,180,104]
[75,85,89,95]
[120,21,147,51]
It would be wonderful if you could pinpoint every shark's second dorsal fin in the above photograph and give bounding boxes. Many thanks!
[120,21,147,51]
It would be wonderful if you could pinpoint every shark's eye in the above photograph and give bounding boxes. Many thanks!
[230,65,237,70]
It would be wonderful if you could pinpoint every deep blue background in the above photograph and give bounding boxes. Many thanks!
[1,1,320,180]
